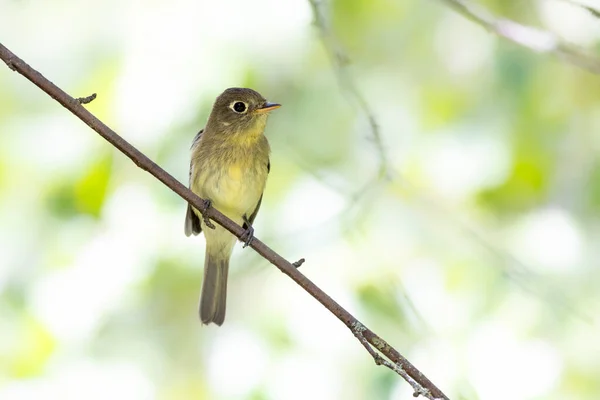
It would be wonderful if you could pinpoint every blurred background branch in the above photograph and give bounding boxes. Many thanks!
[306,0,589,324]
[308,0,391,179]
[438,0,600,74]
[559,0,600,18]
[0,42,449,400]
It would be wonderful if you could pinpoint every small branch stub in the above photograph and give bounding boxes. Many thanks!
[76,93,97,104]
[292,258,305,268]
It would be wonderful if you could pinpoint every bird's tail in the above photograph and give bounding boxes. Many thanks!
[199,250,229,326]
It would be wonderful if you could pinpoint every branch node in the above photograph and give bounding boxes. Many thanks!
[76,93,97,104]
[350,321,382,364]
[292,258,305,268]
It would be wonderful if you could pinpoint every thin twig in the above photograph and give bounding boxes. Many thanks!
[0,42,449,400]
[437,0,600,74]
[308,0,391,179]
[351,321,435,398]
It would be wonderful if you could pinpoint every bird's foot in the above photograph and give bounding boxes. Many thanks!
[202,199,215,229]
[240,218,254,248]
[240,225,254,248]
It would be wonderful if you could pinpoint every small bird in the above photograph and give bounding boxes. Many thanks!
[185,87,280,326]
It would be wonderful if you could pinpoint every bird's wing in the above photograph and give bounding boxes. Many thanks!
[184,129,204,237]
[245,160,270,228]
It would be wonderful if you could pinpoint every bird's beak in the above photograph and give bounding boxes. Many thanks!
[254,101,281,114]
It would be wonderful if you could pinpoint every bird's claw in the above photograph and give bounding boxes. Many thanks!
[202,199,215,229]
[240,225,254,248]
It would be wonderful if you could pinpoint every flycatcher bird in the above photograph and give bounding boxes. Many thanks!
[185,87,280,326]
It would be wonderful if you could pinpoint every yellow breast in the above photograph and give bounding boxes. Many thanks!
[192,155,268,224]
[190,120,271,224]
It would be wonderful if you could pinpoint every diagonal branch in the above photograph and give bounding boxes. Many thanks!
[437,0,600,74]
[0,42,449,400]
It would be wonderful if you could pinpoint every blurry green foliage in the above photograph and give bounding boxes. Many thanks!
[585,164,600,210]
[357,283,406,323]
[3,315,55,378]
[47,156,112,218]
[478,153,550,213]
[74,156,113,216]
[420,84,475,130]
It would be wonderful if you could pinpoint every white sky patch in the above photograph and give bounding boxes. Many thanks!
[207,327,268,397]
[30,229,143,342]
[29,184,160,342]
[0,361,154,400]
[467,321,562,400]
[435,12,495,75]
[7,115,99,176]
[267,354,342,400]
[275,177,346,233]
[103,183,163,255]
[538,0,600,46]
[508,207,584,273]
[402,257,470,333]
[420,134,511,202]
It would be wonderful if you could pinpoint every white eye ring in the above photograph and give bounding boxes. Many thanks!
[230,101,248,114]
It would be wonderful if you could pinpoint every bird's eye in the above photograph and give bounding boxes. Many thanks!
[231,101,247,113]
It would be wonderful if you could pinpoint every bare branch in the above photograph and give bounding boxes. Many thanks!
[308,0,391,179]
[351,321,437,399]
[0,42,449,400]
[437,0,600,74]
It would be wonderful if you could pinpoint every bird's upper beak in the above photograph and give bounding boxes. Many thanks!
[254,101,281,114]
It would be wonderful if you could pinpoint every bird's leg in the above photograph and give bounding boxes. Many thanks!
[201,199,215,229]
[240,216,254,248]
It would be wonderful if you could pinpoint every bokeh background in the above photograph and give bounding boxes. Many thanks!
[2,0,600,399]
